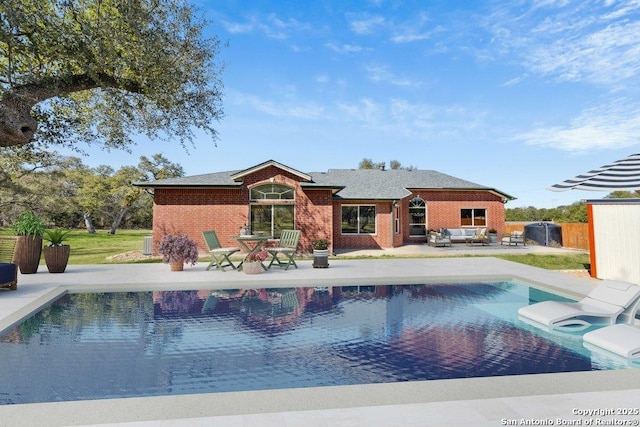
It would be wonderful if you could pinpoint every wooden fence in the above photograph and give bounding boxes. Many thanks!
[505,222,589,250]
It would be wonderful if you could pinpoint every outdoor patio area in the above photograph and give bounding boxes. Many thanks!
[1,247,639,426]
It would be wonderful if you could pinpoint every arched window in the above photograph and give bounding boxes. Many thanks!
[249,184,294,238]
[408,197,426,236]
[250,184,294,200]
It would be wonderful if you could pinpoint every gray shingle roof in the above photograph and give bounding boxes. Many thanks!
[134,164,514,200]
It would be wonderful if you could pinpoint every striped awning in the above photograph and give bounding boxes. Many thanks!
[549,153,640,192]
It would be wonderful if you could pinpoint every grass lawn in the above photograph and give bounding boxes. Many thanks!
[0,228,590,271]
[1,228,160,265]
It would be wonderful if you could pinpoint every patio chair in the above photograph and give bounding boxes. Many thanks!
[517,280,640,329]
[267,229,301,270]
[428,232,451,247]
[501,231,525,246]
[583,324,640,359]
[0,236,18,291]
[202,231,240,272]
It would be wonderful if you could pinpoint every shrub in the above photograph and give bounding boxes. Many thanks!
[311,239,329,250]
[157,233,199,265]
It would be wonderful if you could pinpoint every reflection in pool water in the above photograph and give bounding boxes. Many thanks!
[0,282,628,405]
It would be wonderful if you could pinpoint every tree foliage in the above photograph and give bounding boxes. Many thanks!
[358,158,416,170]
[506,202,588,223]
[0,151,182,231]
[0,0,224,149]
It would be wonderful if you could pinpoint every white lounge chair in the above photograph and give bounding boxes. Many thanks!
[583,324,640,359]
[517,280,640,328]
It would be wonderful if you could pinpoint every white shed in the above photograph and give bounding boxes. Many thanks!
[587,199,640,284]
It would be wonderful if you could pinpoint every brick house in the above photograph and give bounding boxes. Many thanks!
[134,159,514,254]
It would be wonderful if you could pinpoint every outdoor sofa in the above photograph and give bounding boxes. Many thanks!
[441,228,487,243]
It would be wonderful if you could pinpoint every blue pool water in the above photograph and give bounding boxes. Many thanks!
[0,281,631,405]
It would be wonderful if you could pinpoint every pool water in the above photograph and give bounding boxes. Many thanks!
[0,281,630,405]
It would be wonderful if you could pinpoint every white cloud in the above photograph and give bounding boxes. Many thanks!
[514,99,640,152]
[230,92,326,120]
[348,15,385,35]
[325,43,364,54]
[502,74,529,87]
[219,13,310,40]
[486,2,640,85]
[336,98,484,138]
[364,65,423,88]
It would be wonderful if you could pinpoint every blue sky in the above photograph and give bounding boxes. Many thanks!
[75,0,640,208]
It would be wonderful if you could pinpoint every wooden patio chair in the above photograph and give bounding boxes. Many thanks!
[267,229,301,270]
[0,236,18,290]
[202,231,240,272]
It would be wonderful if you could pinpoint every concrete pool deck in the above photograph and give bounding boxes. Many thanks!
[1,247,639,426]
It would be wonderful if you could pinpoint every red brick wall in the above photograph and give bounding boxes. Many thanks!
[151,171,507,252]
[332,200,393,249]
[153,188,246,251]
[416,190,506,236]
[329,191,506,249]
[151,166,335,255]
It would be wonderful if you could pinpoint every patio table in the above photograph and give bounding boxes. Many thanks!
[465,236,489,246]
[232,235,271,271]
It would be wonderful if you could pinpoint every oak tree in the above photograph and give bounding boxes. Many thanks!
[0,0,224,149]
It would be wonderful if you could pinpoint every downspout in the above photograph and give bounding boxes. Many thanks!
[391,200,397,248]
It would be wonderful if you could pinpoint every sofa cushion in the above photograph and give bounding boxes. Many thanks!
[0,263,17,284]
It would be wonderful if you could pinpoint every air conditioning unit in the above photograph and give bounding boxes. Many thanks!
[143,236,153,256]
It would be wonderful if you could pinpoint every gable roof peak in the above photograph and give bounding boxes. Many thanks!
[230,160,312,182]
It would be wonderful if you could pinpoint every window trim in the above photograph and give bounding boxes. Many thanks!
[460,208,487,227]
[250,183,295,201]
[408,197,426,236]
[250,203,295,238]
[341,204,377,235]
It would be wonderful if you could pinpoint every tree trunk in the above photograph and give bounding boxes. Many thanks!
[109,208,127,235]
[84,213,96,233]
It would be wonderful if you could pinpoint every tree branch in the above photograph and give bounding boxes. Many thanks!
[0,73,143,147]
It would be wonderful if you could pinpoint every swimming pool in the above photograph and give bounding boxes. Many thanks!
[0,281,631,405]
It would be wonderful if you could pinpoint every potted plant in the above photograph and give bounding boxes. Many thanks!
[43,229,72,273]
[488,228,498,244]
[242,249,268,274]
[311,239,330,268]
[12,210,46,274]
[157,233,199,271]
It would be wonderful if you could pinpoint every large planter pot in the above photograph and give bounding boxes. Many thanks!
[312,249,329,268]
[170,260,184,271]
[16,235,43,274]
[488,233,498,244]
[243,261,264,274]
[44,245,70,273]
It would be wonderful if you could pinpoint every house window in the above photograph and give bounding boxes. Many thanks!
[409,197,426,236]
[461,208,486,227]
[249,184,294,238]
[250,205,294,238]
[341,205,376,234]
[250,184,294,200]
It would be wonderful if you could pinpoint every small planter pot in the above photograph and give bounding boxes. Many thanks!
[243,262,264,274]
[44,245,70,273]
[312,249,330,268]
[170,260,184,271]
